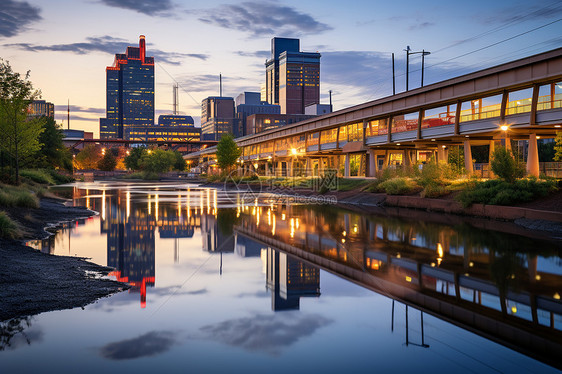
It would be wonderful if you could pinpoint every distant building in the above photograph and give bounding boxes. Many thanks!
[265,37,321,115]
[28,100,54,118]
[100,35,155,140]
[201,96,235,141]
[246,113,315,135]
[235,92,280,137]
[126,114,200,142]
[305,103,332,116]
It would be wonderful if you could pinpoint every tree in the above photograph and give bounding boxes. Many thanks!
[141,149,175,173]
[554,132,562,162]
[97,150,117,171]
[490,146,525,183]
[34,116,72,170]
[216,134,241,171]
[124,147,146,170]
[0,60,43,184]
[172,150,186,171]
[74,144,101,170]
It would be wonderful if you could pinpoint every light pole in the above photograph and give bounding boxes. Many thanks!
[404,47,431,91]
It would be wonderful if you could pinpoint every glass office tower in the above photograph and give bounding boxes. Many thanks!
[100,35,155,139]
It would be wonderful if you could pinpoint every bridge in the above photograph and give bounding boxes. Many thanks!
[64,137,217,153]
[187,48,562,177]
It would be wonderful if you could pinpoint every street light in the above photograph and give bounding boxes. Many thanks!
[404,46,431,91]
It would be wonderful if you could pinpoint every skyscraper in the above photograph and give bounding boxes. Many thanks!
[201,96,235,141]
[265,37,321,115]
[100,35,155,139]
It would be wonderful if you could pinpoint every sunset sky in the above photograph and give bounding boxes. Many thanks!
[2,0,561,136]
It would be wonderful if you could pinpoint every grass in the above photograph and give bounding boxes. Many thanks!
[0,185,40,208]
[20,169,74,185]
[378,177,419,195]
[336,178,372,192]
[0,211,22,239]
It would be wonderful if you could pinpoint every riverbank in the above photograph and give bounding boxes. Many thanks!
[0,197,129,322]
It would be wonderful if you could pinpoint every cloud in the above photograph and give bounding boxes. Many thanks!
[236,50,270,59]
[176,73,259,97]
[0,0,42,38]
[4,36,208,65]
[99,331,177,360]
[199,313,332,354]
[409,22,434,30]
[478,3,562,25]
[199,2,332,36]
[55,105,105,115]
[99,0,175,17]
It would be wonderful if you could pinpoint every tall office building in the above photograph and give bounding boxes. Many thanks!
[235,92,280,137]
[201,96,235,141]
[265,37,321,115]
[100,35,155,139]
[28,100,55,118]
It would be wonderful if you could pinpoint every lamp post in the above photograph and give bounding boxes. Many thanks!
[404,47,431,91]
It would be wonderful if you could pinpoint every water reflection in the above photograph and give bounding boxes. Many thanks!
[22,182,562,371]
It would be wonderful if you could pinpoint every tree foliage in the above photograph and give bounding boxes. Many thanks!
[124,147,146,170]
[554,132,562,162]
[172,150,186,171]
[35,116,72,171]
[141,149,175,173]
[97,150,117,171]
[216,134,241,170]
[490,146,525,183]
[0,59,43,184]
[74,144,101,170]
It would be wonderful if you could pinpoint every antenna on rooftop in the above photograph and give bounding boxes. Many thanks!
[173,83,179,115]
[67,99,70,130]
[219,73,222,97]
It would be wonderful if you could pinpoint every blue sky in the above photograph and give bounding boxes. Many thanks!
[2,0,561,135]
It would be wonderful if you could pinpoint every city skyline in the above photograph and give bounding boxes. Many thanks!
[2,0,561,136]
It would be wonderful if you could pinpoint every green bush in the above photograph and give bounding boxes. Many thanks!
[47,169,74,184]
[490,147,525,183]
[20,169,55,185]
[0,187,40,208]
[457,178,557,207]
[378,177,418,195]
[421,184,449,198]
[0,211,21,239]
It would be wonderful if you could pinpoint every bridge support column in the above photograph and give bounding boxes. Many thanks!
[527,133,539,177]
[437,146,448,164]
[289,159,294,177]
[344,154,350,178]
[464,140,473,175]
[488,141,495,178]
[368,149,376,177]
[403,150,412,168]
[305,158,311,177]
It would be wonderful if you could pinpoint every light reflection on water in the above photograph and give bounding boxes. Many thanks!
[2,181,562,373]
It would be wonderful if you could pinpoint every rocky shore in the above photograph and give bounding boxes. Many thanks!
[0,198,128,322]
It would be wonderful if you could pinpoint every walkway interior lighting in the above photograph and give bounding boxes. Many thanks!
[396,143,401,146]
[536,136,541,139]
[442,145,447,148]
[431,139,436,141]
[555,125,561,128]
[291,148,297,155]
[500,125,509,131]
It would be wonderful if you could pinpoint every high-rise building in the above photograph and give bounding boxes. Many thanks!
[265,37,321,115]
[235,92,280,137]
[28,100,54,118]
[201,96,235,141]
[100,35,155,139]
[126,114,201,142]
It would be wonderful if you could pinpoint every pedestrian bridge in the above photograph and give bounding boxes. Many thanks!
[188,48,562,177]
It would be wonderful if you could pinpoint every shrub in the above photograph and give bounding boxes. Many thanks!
[97,151,117,171]
[457,178,557,207]
[47,169,74,184]
[490,147,525,183]
[0,211,22,239]
[378,177,418,195]
[421,184,448,198]
[0,187,40,208]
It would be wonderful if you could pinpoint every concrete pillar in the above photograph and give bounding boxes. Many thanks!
[464,140,473,175]
[403,150,411,167]
[305,158,311,177]
[527,133,539,177]
[488,140,495,178]
[383,151,389,168]
[437,146,446,163]
[318,157,324,176]
[368,149,376,177]
[344,154,350,178]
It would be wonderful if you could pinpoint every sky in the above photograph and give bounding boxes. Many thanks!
[1,0,561,136]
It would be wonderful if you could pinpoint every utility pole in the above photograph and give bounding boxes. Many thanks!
[404,46,411,91]
[329,90,333,111]
[392,53,396,95]
[404,46,430,91]
[67,99,70,129]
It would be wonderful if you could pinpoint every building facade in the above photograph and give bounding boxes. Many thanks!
[28,100,54,118]
[245,113,315,135]
[100,35,155,139]
[235,92,280,137]
[265,37,321,115]
[201,96,235,141]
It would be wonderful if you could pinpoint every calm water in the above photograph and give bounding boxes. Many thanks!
[2,181,561,373]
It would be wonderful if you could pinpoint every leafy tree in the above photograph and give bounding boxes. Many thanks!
[490,146,525,183]
[97,150,117,171]
[0,60,43,184]
[124,147,146,170]
[554,132,562,162]
[216,134,241,171]
[34,116,72,170]
[141,149,175,173]
[172,150,186,171]
[74,144,101,170]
